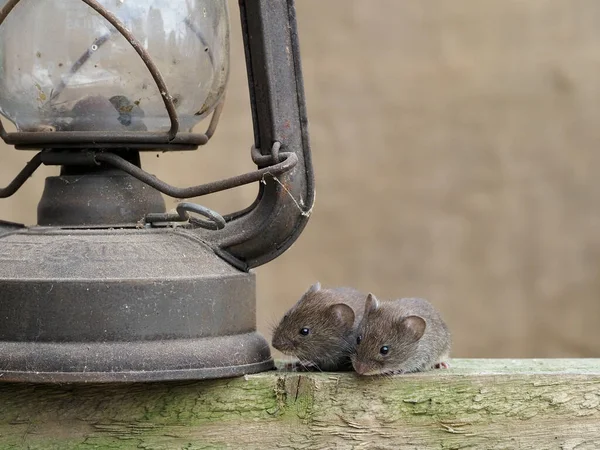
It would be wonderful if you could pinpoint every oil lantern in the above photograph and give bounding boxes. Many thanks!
[0,0,314,382]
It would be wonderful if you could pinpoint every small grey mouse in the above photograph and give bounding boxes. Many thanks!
[352,294,451,376]
[271,282,367,371]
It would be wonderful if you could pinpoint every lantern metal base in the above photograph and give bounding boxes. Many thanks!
[0,335,274,383]
[0,227,274,383]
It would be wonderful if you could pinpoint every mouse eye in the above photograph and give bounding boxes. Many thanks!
[356,335,362,345]
[379,345,390,355]
[299,327,310,336]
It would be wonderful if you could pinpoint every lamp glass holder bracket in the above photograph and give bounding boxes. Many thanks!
[0,142,296,231]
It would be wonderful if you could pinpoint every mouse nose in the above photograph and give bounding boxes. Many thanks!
[271,336,283,349]
[353,361,369,375]
[272,337,293,352]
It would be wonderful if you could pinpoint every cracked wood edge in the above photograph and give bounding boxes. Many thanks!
[0,359,599,449]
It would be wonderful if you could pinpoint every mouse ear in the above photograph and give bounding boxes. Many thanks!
[398,315,426,343]
[365,293,379,314]
[306,282,321,295]
[328,303,355,328]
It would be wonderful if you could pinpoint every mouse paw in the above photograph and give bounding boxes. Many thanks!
[282,361,298,371]
[434,362,450,369]
[382,369,405,376]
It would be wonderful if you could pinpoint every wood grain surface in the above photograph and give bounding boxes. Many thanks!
[0,359,599,449]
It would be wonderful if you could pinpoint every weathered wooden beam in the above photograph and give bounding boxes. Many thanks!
[0,359,599,449]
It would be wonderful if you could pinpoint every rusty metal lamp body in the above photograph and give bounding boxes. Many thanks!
[0,0,314,382]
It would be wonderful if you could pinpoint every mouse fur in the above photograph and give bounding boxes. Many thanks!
[352,294,451,376]
[272,282,367,371]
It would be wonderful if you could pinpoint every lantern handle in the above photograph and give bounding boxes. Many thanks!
[92,144,297,199]
[0,153,43,199]
[145,202,226,231]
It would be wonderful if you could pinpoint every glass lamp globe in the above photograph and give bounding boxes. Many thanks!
[0,0,229,134]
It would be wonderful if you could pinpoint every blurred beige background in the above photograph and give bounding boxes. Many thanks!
[2,0,600,357]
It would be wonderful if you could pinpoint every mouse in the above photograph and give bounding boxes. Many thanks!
[271,282,367,371]
[352,294,451,376]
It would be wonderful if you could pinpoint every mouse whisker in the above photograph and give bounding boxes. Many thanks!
[266,317,281,334]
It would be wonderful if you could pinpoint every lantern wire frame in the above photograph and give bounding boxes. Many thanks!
[0,0,226,150]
